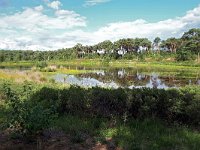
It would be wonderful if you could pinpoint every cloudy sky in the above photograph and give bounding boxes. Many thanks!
[0,0,200,50]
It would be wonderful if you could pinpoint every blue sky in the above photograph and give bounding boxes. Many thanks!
[0,0,200,50]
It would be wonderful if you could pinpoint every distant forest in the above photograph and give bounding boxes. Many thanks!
[0,28,199,62]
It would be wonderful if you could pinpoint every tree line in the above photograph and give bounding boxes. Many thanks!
[0,28,199,62]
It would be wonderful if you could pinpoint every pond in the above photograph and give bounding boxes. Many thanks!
[54,67,200,89]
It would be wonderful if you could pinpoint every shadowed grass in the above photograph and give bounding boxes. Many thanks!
[52,115,200,150]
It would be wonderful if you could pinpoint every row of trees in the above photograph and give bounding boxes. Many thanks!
[0,28,199,62]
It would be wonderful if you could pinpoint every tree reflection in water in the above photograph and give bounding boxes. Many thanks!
[54,67,199,89]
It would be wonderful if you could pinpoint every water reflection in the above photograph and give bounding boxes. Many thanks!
[55,74,119,88]
[54,68,199,89]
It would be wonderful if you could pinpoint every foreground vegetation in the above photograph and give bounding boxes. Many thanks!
[0,80,199,149]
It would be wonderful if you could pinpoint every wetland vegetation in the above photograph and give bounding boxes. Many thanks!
[0,28,200,149]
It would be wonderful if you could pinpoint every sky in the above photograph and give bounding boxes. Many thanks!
[0,0,200,50]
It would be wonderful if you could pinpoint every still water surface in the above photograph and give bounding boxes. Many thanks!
[54,67,200,89]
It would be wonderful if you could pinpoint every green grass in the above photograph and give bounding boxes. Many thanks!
[48,59,200,68]
[41,68,96,75]
[1,59,200,69]
[109,119,200,150]
[52,115,200,150]
[0,61,34,67]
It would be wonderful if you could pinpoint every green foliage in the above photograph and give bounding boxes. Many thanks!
[181,28,200,54]
[138,53,145,61]
[101,57,110,66]
[0,80,200,150]
[90,88,127,117]
[123,53,136,60]
[154,37,161,44]
[10,83,198,126]
[2,82,57,136]
[106,119,200,150]
[59,86,88,114]
[1,80,200,138]
[176,49,194,61]
[35,61,48,69]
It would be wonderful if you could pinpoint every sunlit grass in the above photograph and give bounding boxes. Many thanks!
[50,59,200,72]
[42,68,96,75]
[0,61,34,67]
[0,69,47,83]
[1,59,200,70]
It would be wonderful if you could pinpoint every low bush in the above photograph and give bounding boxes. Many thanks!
[26,86,200,125]
[1,81,199,137]
[2,82,57,136]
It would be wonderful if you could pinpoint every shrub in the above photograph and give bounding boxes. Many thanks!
[176,50,195,61]
[90,88,127,117]
[184,94,200,125]
[3,83,57,136]
[35,61,48,69]
[58,86,88,114]
[1,81,200,130]
[29,85,200,126]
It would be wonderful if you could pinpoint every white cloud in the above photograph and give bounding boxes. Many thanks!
[84,0,111,6]
[47,0,62,10]
[34,5,44,11]
[0,4,200,50]
[0,6,86,30]
[91,5,200,42]
[0,5,87,50]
